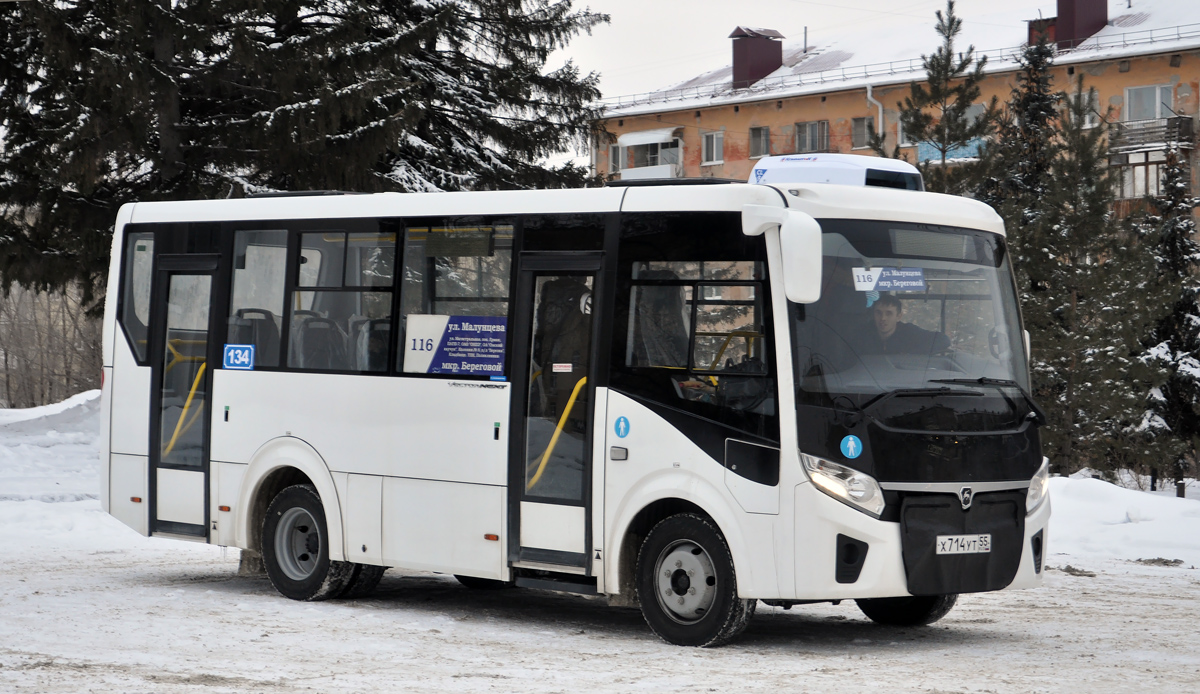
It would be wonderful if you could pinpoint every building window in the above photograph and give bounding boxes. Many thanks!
[749,127,770,159]
[609,145,623,173]
[1113,151,1167,199]
[851,117,874,149]
[631,142,660,168]
[660,140,681,166]
[898,120,915,147]
[1070,90,1101,128]
[702,131,724,164]
[1125,85,1174,121]
[795,121,829,153]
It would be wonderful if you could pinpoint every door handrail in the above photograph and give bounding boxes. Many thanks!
[526,376,588,491]
[163,362,206,457]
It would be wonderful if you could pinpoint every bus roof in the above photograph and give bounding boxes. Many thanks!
[121,181,1004,236]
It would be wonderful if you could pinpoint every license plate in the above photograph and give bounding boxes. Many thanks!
[936,534,991,555]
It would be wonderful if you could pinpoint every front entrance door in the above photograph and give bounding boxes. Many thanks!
[509,255,602,570]
[148,255,219,538]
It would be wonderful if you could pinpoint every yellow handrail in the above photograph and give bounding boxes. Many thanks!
[526,376,587,492]
[707,330,762,371]
[163,362,206,457]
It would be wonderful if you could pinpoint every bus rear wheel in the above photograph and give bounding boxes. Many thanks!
[856,594,958,626]
[635,513,755,647]
[262,484,354,601]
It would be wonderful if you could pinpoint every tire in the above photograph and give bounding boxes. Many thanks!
[261,484,354,601]
[454,575,514,590]
[635,513,756,647]
[340,564,387,599]
[856,594,958,626]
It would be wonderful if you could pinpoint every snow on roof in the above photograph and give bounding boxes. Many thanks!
[603,0,1200,116]
[729,27,785,39]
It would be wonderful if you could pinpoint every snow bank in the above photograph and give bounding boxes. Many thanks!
[0,389,100,502]
[1048,476,1200,566]
[0,389,99,425]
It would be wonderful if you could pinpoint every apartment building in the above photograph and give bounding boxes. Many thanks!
[593,0,1198,205]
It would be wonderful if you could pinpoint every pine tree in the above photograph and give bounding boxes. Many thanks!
[1142,149,1200,484]
[0,1,608,298]
[974,35,1060,226]
[973,35,1061,350]
[1032,78,1165,473]
[893,0,998,194]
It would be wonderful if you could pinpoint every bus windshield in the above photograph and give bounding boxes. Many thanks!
[790,219,1031,420]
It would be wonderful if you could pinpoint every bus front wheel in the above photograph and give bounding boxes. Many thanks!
[262,484,354,601]
[856,594,958,626]
[635,513,755,647]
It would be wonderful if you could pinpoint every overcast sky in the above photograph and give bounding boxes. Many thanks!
[561,0,1052,97]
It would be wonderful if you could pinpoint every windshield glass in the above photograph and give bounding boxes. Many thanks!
[791,220,1029,408]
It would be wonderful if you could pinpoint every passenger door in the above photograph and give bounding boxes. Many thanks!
[147,255,219,538]
[508,254,603,572]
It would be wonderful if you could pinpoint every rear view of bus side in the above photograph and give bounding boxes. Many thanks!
[100,167,1049,647]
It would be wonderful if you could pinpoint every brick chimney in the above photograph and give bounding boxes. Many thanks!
[1055,0,1107,49]
[730,27,784,89]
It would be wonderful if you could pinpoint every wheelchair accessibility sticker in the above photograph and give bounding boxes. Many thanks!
[614,416,631,439]
[223,344,255,371]
[840,435,863,459]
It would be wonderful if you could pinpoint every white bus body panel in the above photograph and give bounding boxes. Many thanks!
[99,366,115,513]
[520,502,585,554]
[342,473,384,566]
[210,370,509,484]
[212,369,511,572]
[109,340,152,456]
[383,477,505,578]
[109,453,149,536]
[1008,495,1050,590]
[156,468,205,526]
[776,183,1006,235]
[213,462,246,547]
[602,391,779,599]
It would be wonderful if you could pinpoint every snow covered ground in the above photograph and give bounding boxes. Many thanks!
[2,393,1200,692]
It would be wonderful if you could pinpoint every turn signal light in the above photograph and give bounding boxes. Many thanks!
[130,497,142,503]
[218,505,231,512]
[484,534,499,541]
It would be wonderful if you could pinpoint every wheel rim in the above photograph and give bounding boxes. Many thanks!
[275,507,320,581]
[653,540,718,624]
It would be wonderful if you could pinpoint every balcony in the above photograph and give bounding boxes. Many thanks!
[1109,117,1195,153]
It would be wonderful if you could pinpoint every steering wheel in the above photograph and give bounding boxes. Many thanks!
[988,327,1009,359]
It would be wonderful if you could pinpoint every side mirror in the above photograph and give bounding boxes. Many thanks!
[779,210,823,303]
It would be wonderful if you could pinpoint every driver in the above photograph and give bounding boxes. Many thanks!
[857,294,950,355]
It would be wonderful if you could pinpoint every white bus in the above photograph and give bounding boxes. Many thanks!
[100,163,1050,647]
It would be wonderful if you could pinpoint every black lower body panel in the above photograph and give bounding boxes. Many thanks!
[900,491,1025,595]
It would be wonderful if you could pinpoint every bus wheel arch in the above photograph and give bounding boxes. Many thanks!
[237,437,346,563]
[610,498,712,608]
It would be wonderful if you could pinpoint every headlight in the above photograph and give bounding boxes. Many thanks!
[801,453,885,518]
[1027,457,1050,516]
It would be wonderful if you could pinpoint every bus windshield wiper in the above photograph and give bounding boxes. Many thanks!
[859,386,982,417]
[928,377,1048,424]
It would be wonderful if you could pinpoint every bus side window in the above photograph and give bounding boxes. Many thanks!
[119,231,155,363]
[613,213,778,440]
[398,219,513,377]
[228,230,288,368]
[286,229,395,373]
